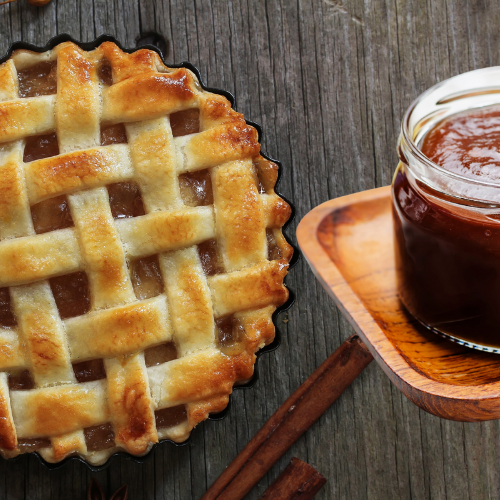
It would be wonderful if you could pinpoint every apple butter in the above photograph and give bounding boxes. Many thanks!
[394,102,500,350]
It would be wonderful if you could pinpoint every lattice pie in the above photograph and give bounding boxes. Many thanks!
[0,41,292,465]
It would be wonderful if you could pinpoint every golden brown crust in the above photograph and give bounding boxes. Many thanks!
[26,146,133,203]
[0,41,292,465]
[51,431,87,462]
[209,260,289,317]
[0,97,56,142]
[12,282,74,386]
[184,123,260,170]
[0,230,82,287]
[213,160,266,271]
[160,248,214,356]
[98,42,163,83]
[0,331,24,370]
[103,70,198,123]
[0,154,33,239]
[69,188,135,309]
[56,45,100,153]
[187,395,230,428]
[0,61,17,101]
[263,194,293,228]
[65,297,171,361]
[0,374,16,450]
[116,207,216,258]
[12,382,109,437]
[105,355,157,455]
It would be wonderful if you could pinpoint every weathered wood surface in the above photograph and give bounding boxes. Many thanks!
[1,0,499,499]
[202,335,373,500]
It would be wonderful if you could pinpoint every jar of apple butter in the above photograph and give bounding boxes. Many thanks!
[393,67,500,352]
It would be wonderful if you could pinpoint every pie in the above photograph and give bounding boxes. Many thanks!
[0,41,292,465]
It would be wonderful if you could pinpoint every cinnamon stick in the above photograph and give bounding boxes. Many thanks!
[260,457,326,500]
[87,479,128,500]
[202,335,373,500]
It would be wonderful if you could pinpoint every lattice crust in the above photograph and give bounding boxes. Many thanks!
[0,42,292,465]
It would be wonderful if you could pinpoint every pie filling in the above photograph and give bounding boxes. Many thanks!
[0,288,16,329]
[131,255,163,300]
[197,239,224,276]
[31,195,74,234]
[50,272,91,320]
[8,370,34,391]
[73,359,106,384]
[155,405,187,429]
[216,316,244,346]
[266,229,283,261]
[24,133,60,163]
[18,438,51,452]
[101,123,128,146]
[179,169,214,206]
[97,59,113,86]
[84,423,115,452]
[0,42,291,464]
[144,342,178,368]
[255,166,267,194]
[107,182,145,219]
[17,61,57,98]
[170,109,200,137]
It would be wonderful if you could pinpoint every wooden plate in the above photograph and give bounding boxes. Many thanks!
[297,186,500,422]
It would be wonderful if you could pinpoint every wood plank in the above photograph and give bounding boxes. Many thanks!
[0,0,499,499]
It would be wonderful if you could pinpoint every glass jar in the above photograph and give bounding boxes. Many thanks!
[393,67,500,352]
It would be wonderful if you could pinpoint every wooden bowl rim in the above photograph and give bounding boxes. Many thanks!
[297,186,500,409]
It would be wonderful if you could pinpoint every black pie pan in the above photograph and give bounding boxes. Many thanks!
[0,33,298,472]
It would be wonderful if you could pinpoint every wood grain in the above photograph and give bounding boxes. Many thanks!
[202,335,372,500]
[1,1,500,499]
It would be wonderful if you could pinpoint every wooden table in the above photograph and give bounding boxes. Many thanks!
[1,1,499,499]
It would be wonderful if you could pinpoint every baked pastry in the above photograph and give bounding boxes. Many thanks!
[0,41,292,465]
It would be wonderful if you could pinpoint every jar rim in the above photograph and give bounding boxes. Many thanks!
[400,66,500,200]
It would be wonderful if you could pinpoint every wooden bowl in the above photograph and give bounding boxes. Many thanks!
[297,186,500,422]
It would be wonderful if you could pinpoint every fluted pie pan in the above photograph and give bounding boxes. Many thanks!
[0,34,296,471]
